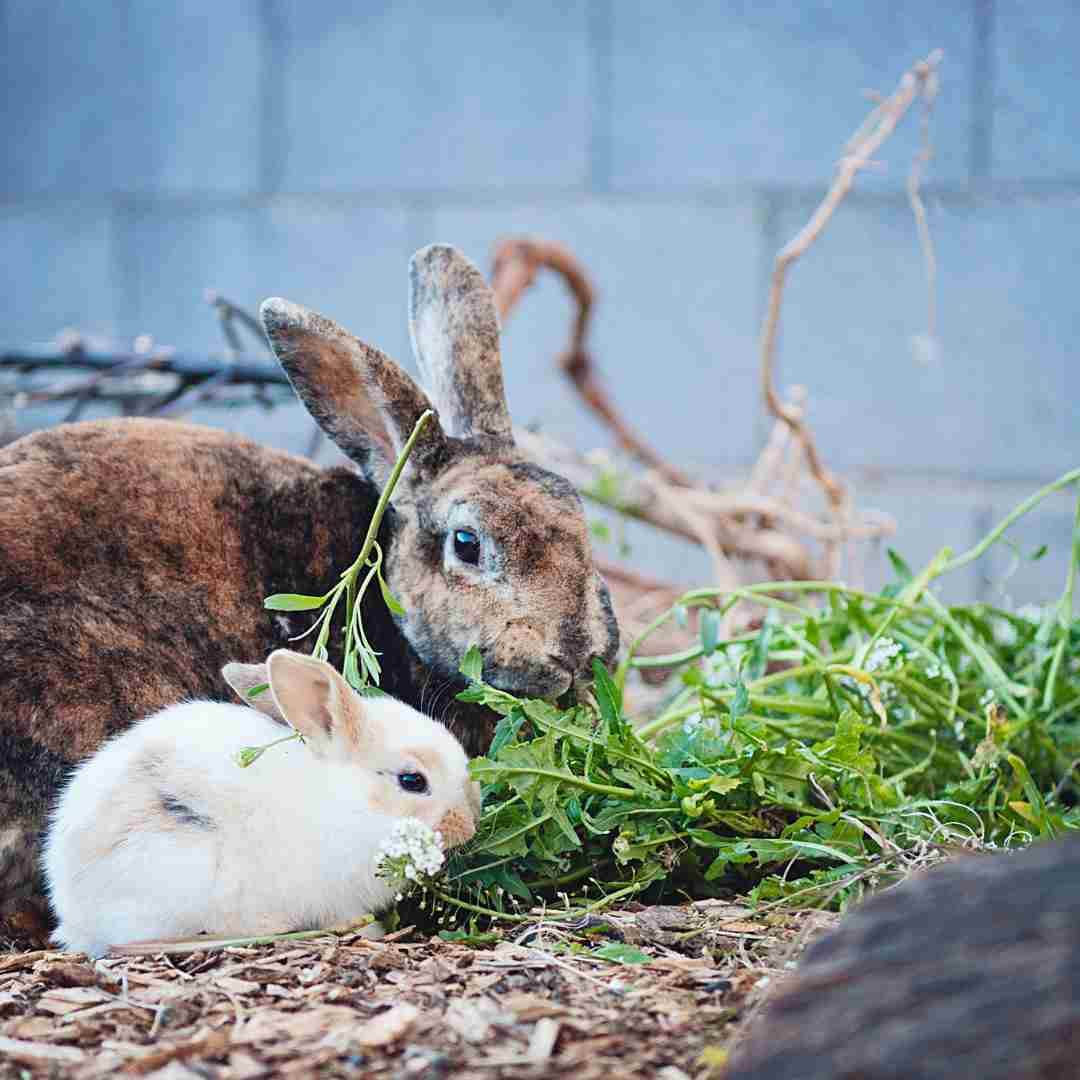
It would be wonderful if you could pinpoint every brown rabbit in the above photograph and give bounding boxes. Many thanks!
[0,244,619,936]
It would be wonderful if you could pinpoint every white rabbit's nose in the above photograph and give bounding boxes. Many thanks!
[436,807,476,848]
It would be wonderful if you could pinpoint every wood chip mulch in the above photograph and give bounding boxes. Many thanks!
[0,901,837,1079]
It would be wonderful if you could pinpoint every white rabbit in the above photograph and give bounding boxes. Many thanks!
[44,649,480,957]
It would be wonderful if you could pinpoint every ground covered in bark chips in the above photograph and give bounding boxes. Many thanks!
[0,902,836,1079]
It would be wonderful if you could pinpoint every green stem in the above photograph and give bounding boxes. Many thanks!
[269,410,432,680]
[940,469,1080,575]
[1043,490,1080,711]
[114,921,374,956]
[432,890,532,923]
[490,768,638,800]
[525,863,602,890]
[704,690,835,719]
[525,714,670,785]
[355,411,434,574]
[922,592,1025,718]
[857,547,953,665]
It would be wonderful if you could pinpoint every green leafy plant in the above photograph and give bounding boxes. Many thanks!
[236,410,433,766]
[412,469,1080,926]
[263,409,434,689]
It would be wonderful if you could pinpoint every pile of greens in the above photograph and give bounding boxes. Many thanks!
[422,471,1080,924]
[259,408,1077,925]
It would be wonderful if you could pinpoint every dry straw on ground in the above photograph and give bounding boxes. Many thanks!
[1,904,836,1079]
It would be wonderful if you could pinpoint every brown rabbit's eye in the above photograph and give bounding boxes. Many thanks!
[398,771,429,795]
[453,529,481,566]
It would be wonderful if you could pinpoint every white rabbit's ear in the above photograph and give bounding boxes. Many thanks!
[221,662,287,725]
[265,649,369,754]
[408,244,513,441]
[261,298,446,487]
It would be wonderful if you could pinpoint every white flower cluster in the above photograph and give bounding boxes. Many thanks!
[865,637,902,673]
[376,816,445,884]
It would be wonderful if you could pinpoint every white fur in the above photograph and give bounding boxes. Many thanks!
[45,679,476,957]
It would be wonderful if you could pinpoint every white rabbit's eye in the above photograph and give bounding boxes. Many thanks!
[453,529,481,566]
[398,771,429,795]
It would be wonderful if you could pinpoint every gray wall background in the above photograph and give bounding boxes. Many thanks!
[2,1,1077,605]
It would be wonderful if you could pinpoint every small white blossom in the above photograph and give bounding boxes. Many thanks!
[923,661,942,680]
[865,638,902,673]
[979,688,995,706]
[992,619,1018,647]
[376,817,446,888]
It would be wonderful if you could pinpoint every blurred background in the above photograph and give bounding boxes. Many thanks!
[2,1,1077,605]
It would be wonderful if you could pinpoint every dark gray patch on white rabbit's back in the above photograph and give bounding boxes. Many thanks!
[159,792,215,830]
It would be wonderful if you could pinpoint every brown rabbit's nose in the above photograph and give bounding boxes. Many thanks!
[436,807,476,848]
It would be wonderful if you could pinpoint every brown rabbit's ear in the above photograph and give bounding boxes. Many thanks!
[260,298,446,487]
[265,649,371,754]
[221,661,287,726]
[408,244,513,441]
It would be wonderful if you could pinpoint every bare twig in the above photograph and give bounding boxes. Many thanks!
[593,560,685,600]
[757,50,944,525]
[907,62,941,344]
[0,346,287,389]
[516,428,890,565]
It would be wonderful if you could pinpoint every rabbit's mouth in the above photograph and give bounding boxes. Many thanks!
[487,657,574,700]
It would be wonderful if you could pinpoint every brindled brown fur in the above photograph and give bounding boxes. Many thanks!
[0,244,619,938]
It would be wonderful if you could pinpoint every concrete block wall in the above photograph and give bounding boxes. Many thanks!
[2,1,1077,606]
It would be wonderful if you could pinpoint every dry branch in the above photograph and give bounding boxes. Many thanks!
[757,49,944,568]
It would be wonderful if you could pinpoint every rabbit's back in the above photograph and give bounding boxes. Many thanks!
[44,705,228,956]
[46,699,314,954]
[0,417,376,931]
[0,418,341,737]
